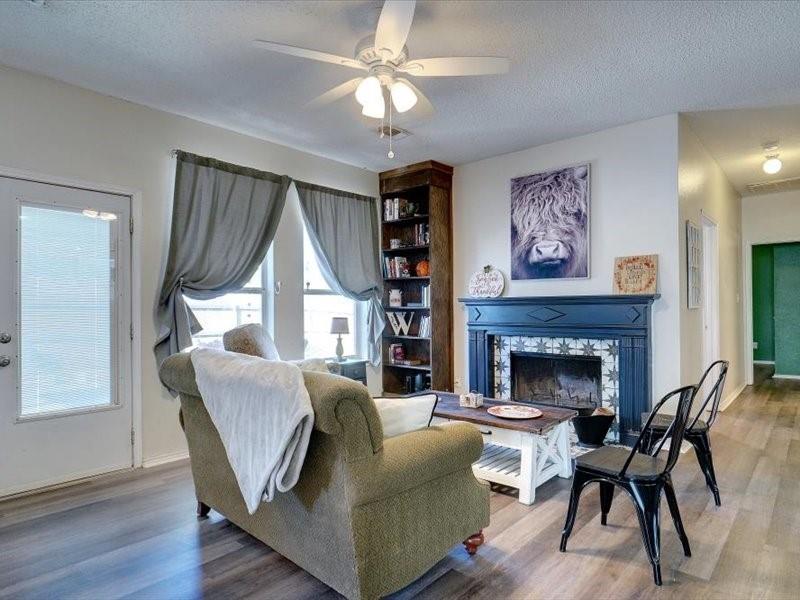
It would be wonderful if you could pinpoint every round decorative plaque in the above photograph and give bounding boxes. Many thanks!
[468,265,505,298]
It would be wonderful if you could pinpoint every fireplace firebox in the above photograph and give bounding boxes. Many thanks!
[511,353,601,412]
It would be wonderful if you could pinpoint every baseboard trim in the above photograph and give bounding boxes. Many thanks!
[753,360,775,365]
[142,451,190,468]
[773,373,800,381]
[719,382,747,412]
[0,464,132,500]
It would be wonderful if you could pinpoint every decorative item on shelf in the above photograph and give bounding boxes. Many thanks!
[387,311,414,335]
[415,258,430,277]
[330,317,349,362]
[390,343,405,362]
[511,164,590,280]
[389,238,402,249]
[389,288,402,307]
[612,254,658,295]
[686,220,702,309]
[459,392,484,408]
[468,265,505,298]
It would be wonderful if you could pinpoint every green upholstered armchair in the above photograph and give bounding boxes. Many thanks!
[159,352,490,600]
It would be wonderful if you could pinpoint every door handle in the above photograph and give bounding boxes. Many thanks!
[0,332,9,344]
[0,356,10,368]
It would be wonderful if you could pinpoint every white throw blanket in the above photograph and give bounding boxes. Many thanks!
[190,348,314,514]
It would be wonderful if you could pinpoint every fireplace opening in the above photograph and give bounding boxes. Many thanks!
[511,352,602,412]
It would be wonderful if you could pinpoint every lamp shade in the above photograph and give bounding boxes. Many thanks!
[330,317,349,335]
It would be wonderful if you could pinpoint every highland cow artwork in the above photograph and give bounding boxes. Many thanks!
[510,164,590,280]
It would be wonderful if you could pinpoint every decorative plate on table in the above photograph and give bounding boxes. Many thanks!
[487,405,543,420]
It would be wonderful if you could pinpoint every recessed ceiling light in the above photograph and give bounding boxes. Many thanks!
[763,156,782,175]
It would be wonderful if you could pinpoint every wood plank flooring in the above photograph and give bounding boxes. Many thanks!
[1,366,798,599]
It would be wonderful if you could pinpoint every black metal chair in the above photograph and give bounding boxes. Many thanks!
[641,360,729,506]
[560,385,698,586]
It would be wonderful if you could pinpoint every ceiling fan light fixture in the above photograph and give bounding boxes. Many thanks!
[390,80,417,113]
[361,95,386,119]
[355,76,382,107]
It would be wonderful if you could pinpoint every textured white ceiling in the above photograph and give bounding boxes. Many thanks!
[1,1,799,172]
[686,106,800,195]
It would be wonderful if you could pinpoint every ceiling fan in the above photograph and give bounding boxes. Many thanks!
[254,0,510,120]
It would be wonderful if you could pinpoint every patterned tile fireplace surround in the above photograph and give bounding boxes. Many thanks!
[493,335,620,437]
[460,294,659,445]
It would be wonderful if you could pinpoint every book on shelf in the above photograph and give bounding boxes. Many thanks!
[413,223,429,246]
[421,284,430,307]
[392,359,422,366]
[418,315,431,338]
[383,256,411,278]
[383,197,422,222]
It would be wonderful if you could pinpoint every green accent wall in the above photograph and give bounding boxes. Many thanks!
[752,245,774,362]
[774,244,800,377]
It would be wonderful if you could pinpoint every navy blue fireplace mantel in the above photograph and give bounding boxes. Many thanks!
[459,294,660,445]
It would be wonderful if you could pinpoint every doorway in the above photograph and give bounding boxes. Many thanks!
[701,215,720,393]
[0,177,134,497]
[751,242,800,381]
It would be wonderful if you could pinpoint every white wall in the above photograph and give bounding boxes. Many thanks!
[678,117,744,402]
[452,115,682,401]
[742,190,800,244]
[0,65,378,464]
[741,189,800,384]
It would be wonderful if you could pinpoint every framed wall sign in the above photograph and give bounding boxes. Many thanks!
[613,254,658,295]
[686,220,702,309]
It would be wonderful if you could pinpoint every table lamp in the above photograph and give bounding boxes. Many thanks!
[330,317,349,362]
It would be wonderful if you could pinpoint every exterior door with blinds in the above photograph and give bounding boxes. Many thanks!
[0,177,133,497]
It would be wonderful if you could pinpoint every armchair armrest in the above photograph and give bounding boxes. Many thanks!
[347,423,484,507]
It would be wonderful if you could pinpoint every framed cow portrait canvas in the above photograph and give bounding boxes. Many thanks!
[510,163,590,280]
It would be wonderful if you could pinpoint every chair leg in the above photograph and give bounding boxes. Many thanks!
[628,482,663,586]
[560,470,591,552]
[599,481,614,525]
[197,501,211,518]
[664,478,691,557]
[691,432,721,506]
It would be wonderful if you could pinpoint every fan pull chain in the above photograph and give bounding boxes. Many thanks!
[388,94,395,159]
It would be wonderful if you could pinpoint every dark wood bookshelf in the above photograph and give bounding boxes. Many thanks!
[379,160,453,395]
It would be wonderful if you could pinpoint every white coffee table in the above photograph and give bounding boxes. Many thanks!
[431,393,576,505]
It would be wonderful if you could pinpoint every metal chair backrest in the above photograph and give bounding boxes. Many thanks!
[688,360,729,430]
[620,385,698,478]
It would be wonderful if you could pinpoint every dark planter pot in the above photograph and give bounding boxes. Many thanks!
[572,414,615,447]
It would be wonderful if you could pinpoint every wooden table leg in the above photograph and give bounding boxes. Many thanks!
[518,433,537,505]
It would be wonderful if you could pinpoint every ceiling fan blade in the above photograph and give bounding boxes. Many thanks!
[374,0,416,61]
[401,56,510,77]
[395,78,433,119]
[305,78,363,109]
[253,40,366,70]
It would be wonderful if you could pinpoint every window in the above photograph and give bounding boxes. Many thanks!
[186,263,268,347]
[303,226,359,359]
